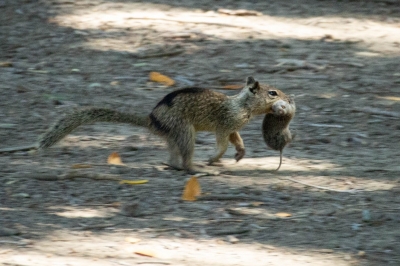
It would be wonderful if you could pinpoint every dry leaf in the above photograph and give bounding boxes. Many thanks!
[222,84,243,90]
[134,249,156,257]
[71,164,92,169]
[149,72,175,86]
[125,237,141,244]
[275,212,292,218]
[107,152,123,165]
[119,180,148,185]
[182,176,201,201]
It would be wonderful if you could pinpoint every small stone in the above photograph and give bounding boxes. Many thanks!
[358,251,366,257]
[362,210,371,222]
[226,235,239,244]
[88,83,102,88]
[120,202,144,217]
[351,223,362,231]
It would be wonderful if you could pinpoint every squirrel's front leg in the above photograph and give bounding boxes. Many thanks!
[229,131,245,162]
[208,133,230,165]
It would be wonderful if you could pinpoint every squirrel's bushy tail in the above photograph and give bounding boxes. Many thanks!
[38,108,149,149]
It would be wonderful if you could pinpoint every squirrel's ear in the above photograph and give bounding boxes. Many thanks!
[249,81,260,94]
[246,76,256,86]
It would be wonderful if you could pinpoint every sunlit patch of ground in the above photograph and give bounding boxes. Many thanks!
[1,230,353,266]
[50,4,400,54]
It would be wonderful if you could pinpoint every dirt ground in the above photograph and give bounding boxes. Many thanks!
[1,0,400,265]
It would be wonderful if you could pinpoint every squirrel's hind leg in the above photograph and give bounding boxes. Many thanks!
[166,140,182,170]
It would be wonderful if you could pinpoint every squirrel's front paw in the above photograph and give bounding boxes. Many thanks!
[235,148,245,162]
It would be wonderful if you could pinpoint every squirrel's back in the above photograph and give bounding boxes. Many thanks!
[150,87,231,133]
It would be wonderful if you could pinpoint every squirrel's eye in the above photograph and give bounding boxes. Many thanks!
[268,91,278,96]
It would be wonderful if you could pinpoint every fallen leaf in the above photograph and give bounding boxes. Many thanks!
[222,84,243,90]
[134,249,156,257]
[149,72,175,86]
[119,180,148,185]
[275,212,292,218]
[182,176,201,201]
[125,237,141,244]
[71,164,92,169]
[107,152,123,165]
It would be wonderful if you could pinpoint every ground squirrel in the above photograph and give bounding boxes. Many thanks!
[38,76,289,174]
[262,96,296,171]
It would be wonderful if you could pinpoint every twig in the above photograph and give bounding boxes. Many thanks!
[136,262,170,265]
[281,75,329,80]
[127,16,248,28]
[210,228,250,236]
[352,107,400,118]
[31,172,122,181]
[4,263,32,266]
[307,123,344,128]
[64,171,122,181]
[135,48,184,59]
[217,8,262,16]
[197,194,273,202]
[281,177,359,193]
[77,223,115,230]
[275,59,326,71]
[0,145,37,154]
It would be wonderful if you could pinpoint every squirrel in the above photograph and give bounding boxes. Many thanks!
[37,76,290,174]
[262,96,296,171]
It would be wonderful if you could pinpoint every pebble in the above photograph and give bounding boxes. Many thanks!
[362,210,371,222]
[88,83,102,88]
[120,202,144,217]
[226,235,239,244]
[351,223,362,231]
